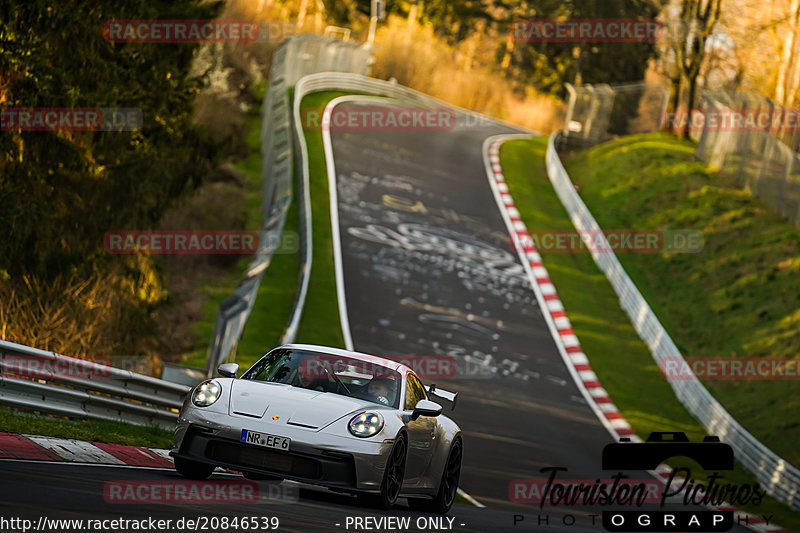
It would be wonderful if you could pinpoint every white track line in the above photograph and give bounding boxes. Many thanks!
[321,95,486,509]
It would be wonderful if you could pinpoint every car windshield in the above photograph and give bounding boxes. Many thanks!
[241,348,402,409]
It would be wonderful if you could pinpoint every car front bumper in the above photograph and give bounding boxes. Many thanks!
[171,408,394,493]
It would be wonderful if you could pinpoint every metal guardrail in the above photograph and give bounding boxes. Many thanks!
[205,35,374,376]
[544,131,800,510]
[204,40,292,378]
[0,340,189,429]
[280,72,530,343]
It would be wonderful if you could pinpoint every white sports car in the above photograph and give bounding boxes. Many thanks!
[171,344,463,513]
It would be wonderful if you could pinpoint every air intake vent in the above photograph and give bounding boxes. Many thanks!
[233,412,261,418]
[287,421,317,429]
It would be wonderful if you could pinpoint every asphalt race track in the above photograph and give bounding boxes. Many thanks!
[324,97,754,533]
[0,98,753,533]
[326,98,614,508]
[0,461,574,533]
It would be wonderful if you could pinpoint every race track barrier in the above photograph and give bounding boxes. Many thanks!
[205,35,373,375]
[0,339,189,429]
[544,131,800,510]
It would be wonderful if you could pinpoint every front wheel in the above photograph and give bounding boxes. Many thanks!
[174,457,214,480]
[408,438,462,514]
[359,434,407,510]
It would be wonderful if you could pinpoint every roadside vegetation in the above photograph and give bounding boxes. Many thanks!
[180,106,301,371]
[185,89,352,371]
[499,135,800,531]
[0,0,569,375]
[562,133,800,467]
[177,89,363,371]
[293,91,353,349]
[0,0,224,359]
[370,16,562,133]
[0,407,172,449]
[0,0,279,367]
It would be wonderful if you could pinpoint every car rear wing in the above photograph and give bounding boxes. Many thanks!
[425,384,458,411]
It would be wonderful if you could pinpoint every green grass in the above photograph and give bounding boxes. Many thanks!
[562,133,800,464]
[0,407,173,448]
[185,90,356,368]
[499,135,799,531]
[292,91,355,348]
[183,108,301,370]
[502,138,702,435]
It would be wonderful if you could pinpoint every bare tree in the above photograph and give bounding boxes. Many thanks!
[666,0,724,138]
[777,0,800,105]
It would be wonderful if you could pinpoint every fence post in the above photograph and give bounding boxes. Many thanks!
[777,152,791,215]
[583,85,597,144]
[561,83,578,148]
[736,97,751,187]
[755,99,777,196]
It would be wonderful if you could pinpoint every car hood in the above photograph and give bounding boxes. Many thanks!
[228,379,379,429]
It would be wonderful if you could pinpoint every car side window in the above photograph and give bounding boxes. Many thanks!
[404,374,427,411]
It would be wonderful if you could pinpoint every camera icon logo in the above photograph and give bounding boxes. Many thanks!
[602,432,734,471]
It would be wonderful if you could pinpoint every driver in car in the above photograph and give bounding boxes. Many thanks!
[294,367,329,392]
[367,379,392,405]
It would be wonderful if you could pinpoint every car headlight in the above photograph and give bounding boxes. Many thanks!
[192,379,221,407]
[348,412,384,438]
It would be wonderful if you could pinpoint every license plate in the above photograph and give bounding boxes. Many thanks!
[240,429,290,451]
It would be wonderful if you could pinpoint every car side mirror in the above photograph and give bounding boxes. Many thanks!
[412,399,442,420]
[218,363,239,378]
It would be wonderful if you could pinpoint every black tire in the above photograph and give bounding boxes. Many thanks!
[408,438,462,514]
[359,434,407,510]
[242,471,284,482]
[174,457,215,480]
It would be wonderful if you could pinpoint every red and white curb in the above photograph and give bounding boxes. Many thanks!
[482,135,786,533]
[483,135,636,442]
[0,432,173,468]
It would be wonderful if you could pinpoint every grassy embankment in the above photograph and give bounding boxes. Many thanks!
[499,134,800,530]
[0,409,173,448]
[182,109,301,370]
[185,90,354,371]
